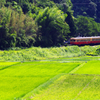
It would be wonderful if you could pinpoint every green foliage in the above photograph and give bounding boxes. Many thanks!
[65,11,76,37]
[0,45,99,62]
[36,0,55,8]
[0,7,38,49]
[75,16,100,36]
[0,0,5,8]
[92,46,100,56]
[71,0,100,23]
[21,2,31,14]
[35,7,70,47]
[1,0,100,48]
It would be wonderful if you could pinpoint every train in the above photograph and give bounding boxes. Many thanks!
[70,36,100,45]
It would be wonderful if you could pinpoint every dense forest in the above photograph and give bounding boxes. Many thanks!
[72,0,100,22]
[0,0,100,49]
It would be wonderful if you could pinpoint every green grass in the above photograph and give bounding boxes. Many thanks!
[26,74,100,100]
[0,45,99,62]
[0,61,80,100]
[45,56,100,62]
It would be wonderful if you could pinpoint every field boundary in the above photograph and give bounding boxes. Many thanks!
[0,62,21,71]
[74,76,96,99]
[69,62,86,73]
[22,73,67,99]
[22,74,98,100]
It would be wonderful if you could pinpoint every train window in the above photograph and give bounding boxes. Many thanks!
[86,40,88,41]
[93,39,97,41]
[92,39,94,41]
[70,39,75,42]
[82,39,90,41]
[77,40,80,42]
[84,40,86,41]
[87,39,90,41]
[81,39,85,41]
[97,39,100,41]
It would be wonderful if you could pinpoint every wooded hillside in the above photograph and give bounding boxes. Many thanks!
[0,0,100,49]
[72,0,100,22]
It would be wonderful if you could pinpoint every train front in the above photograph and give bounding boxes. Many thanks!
[70,38,77,45]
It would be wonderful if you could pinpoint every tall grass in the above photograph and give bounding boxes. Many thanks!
[0,45,99,61]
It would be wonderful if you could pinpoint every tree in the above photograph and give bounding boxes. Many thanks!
[35,7,70,47]
[75,16,100,36]
[0,7,38,49]
[57,2,76,37]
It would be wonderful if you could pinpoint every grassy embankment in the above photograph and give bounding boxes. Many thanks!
[0,45,100,62]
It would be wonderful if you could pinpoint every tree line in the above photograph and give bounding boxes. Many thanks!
[72,0,100,22]
[0,0,100,49]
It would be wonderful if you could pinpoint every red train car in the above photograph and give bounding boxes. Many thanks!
[70,36,100,45]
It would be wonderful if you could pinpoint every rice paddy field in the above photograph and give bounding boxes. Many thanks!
[0,56,100,100]
[0,46,100,100]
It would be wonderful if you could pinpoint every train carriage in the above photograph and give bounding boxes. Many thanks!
[70,36,100,45]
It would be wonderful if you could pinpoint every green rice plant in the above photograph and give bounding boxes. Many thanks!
[25,74,95,100]
[0,61,80,100]
[0,62,19,70]
[76,76,100,99]
[0,76,50,100]
[73,60,100,75]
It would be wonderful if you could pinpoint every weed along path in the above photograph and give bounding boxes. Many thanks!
[0,61,80,100]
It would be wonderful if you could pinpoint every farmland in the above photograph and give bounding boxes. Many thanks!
[0,61,80,100]
[27,74,100,100]
[22,59,100,100]
[0,58,100,99]
[0,46,100,99]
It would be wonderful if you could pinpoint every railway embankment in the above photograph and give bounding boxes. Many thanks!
[0,45,100,62]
